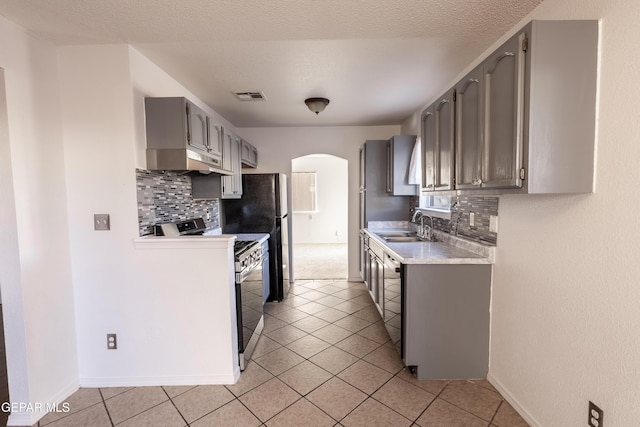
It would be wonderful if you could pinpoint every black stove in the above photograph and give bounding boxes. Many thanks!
[234,240,262,278]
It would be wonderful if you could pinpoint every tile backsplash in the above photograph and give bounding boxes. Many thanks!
[136,169,220,236]
[411,195,499,245]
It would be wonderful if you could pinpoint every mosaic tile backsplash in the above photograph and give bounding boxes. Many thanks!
[410,195,499,245]
[136,169,220,236]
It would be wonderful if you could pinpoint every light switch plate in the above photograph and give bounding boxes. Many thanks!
[94,214,110,231]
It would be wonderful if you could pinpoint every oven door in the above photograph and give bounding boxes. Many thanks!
[236,252,265,371]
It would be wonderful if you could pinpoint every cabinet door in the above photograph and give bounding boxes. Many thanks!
[420,106,436,191]
[186,102,209,153]
[222,129,242,198]
[386,136,418,196]
[374,255,384,316]
[434,89,455,190]
[233,137,243,194]
[208,120,223,157]
[240,139,258,168]
[359,146,366,229]
[367,249,384,316]
[455,66,483,189]
[482,32,526,189]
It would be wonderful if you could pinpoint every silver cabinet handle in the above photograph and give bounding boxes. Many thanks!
[472,179,482,186]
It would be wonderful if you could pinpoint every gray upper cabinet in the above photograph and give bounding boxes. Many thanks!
[421,89,455,192]
[221,128,242,198]
[434,89,455,191]
[386,135,418,196]
[187,102,209,154]
[144,97,226,172]
[481,32,526,189]
[240,139,258,168]
[452,20,597,194]
[455,66,483,190]
[521,20,597,194]
[208,120,224,158]
[420,106,436,192]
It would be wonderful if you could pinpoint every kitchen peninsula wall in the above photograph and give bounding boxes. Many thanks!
[136,169,220,236]
[411,195,499,245]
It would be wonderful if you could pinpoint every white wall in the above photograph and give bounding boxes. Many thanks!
[292,155,348,244]
[57,45,239,388]
[0,16,78,426]
[237,126,399,281]
[416,0,640,425]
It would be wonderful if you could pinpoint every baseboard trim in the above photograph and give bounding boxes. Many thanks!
[487,373,541,427]
[6,379,79,427]
[347,276,364,282]
[79,371,240,388]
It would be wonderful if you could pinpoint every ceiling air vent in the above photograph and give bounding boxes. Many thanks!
[233,91,267,101]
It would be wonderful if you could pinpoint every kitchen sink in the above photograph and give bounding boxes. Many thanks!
[383,236,423,242]
[373,230,439,243]
[374,231,416,238]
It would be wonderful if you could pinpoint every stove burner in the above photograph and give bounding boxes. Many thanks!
[234,240,257,255]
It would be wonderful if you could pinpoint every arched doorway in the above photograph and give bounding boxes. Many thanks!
[291,154,348,280]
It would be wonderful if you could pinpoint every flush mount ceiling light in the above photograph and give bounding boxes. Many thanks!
[304,97,330,115]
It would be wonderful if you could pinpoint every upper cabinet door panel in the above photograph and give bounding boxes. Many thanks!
[187,102,209,153]
[455,66,483,189]
[435,89,455,191]
[208,120,223,157]
[420,106,436,191]
[482,32,526,189]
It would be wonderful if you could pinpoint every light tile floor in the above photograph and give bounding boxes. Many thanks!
[26,280,529,427]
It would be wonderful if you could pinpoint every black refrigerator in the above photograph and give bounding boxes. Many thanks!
[222,173,290,302]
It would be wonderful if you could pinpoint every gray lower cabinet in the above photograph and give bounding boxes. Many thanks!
[367,239,385,317]
[403,264,491,380]
[359,231,369,282]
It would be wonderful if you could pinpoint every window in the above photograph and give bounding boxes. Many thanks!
[419,194,451,211]
[292,172,318,212]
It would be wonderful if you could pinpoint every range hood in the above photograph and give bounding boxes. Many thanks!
[146,147,231,175]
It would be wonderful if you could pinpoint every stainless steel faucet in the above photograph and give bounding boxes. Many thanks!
[411,209,423,223]
[423,215,434,241]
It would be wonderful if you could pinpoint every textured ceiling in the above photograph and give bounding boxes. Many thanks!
[0,0,543,127]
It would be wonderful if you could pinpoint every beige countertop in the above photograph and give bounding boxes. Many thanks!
[363,228,495,265]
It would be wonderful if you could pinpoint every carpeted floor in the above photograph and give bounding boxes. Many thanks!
[293,243,348,280]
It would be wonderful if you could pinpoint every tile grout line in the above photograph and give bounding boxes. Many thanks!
[97,388,115,427]
[256,279,416,425]
[488,398,505,426]
[433,382,503,425]
[287,280,471,425]
[162,386,190,427]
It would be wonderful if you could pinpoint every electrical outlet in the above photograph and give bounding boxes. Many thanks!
[588,401,603,427]
[94,214,110,231]
[469,212,476,227]
[107,333,117,350]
